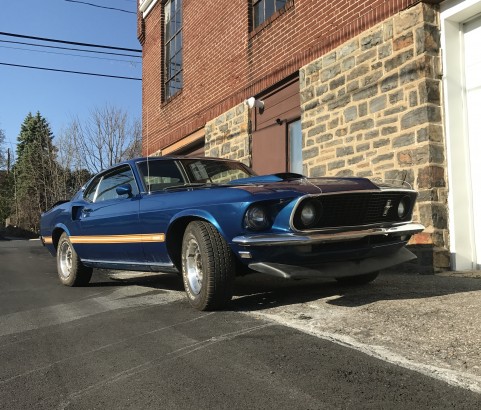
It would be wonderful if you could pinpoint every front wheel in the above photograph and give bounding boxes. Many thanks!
[57,233,93,286]
[181,221,235,311]
[335,271,379,286]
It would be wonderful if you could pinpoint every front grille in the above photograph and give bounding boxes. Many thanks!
[292,192,416,231]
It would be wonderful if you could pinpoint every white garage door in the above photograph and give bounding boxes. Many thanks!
[464,17,481,269]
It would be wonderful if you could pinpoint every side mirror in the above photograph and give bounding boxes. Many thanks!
[116,184,133,198]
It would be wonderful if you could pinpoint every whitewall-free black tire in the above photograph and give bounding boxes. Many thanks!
[181,221,235,311]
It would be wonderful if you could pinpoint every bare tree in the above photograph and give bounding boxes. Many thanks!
[72,105,142,174]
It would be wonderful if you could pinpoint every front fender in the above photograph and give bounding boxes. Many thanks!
[169,209,227,239]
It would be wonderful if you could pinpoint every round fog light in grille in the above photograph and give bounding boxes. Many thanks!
[397,196,411,219]
[245,205,270,231]
[299,200,321,228]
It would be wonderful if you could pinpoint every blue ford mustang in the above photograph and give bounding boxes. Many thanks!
[40,156,424,310]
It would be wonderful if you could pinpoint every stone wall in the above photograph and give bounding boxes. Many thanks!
[299,3,448,271]
[205,103,251,166]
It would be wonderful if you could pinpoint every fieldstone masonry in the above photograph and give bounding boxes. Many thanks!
[205,103,251,167]
[299,3,447,271]
[204,3,448,271]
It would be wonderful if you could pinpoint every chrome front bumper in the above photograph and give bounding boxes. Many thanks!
[232,223,425,247]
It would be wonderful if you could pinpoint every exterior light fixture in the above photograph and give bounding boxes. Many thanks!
[245,97,265,114]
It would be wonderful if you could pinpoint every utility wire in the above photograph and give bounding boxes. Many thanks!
[64,0,136,14]
[0,45,141,65]
[0,62,142,81]
[0,32,142,53]
[0,39,141,58]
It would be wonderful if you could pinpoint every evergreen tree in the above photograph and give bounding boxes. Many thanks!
[0,127,13,225]
[15,112,58,231]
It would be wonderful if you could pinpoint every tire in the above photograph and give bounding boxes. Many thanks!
[56,233,93,286]
[335,271,379,286]
[181,221,235,311]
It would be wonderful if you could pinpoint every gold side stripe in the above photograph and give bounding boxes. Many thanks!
[69,233,165,244]
[43,236,53,244]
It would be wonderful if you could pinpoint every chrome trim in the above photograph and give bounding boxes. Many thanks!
[238,251,252,259]
[232,223,424,247]
[82,259,175,269]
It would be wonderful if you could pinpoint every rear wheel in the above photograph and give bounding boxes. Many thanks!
[335,271,379,286]
[181,221,235,311]
[57,233,93,286]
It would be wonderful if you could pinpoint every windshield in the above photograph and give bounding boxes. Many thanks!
[136,158,255,192]
[180,159,255,184]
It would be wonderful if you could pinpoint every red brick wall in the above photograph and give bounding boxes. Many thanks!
[140,0,438,154]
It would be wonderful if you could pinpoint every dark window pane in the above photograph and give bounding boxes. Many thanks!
[276,0,286,11]
[253,0,264,27]
[265,0,275,20]
[165,40,171,59]
[174,51,182,67]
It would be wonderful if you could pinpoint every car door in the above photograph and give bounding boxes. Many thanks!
[72,165,145,265]
[137,159,187,269]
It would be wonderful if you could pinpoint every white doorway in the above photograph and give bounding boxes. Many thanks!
[441,0,481,270]
[464,17,481,269]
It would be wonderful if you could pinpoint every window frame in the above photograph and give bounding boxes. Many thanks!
[163,0,183,101]
[251,0,287,30]
[83,165,139,203]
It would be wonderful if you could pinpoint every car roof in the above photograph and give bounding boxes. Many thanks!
[109,155,242,171]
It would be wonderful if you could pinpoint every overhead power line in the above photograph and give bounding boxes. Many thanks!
[64,0,137,14]
[0,45,141,65]
[0,31,142,53]
[0,39,141,58]
[0,62,142,81]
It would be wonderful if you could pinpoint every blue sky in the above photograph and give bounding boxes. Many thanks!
[0,0,142,155]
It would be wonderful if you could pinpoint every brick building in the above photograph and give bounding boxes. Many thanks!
[137,0,481,273]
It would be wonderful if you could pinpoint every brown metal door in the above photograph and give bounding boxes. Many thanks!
[251,77,300,174]
[252,124,287,174]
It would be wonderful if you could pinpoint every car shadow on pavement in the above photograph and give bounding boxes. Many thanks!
[87,269,481,313]
[229,271,481,312]
[92,270,185,292]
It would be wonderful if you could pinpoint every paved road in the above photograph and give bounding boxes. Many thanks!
[1,240,480,409]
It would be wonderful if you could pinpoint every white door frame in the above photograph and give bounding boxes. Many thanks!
[441,0,481,270]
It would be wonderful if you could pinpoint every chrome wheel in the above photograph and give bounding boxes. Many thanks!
[59,241,73,279]
[185,237,203,295]
[181,221,235,311]
[56,233,92,286]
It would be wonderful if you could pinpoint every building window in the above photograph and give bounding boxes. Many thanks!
[164,0,182,100]
[252,0,286,28]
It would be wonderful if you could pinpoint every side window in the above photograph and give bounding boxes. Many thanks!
[85,166,139,203]
[137,160,185,191]
[84,176,101,202]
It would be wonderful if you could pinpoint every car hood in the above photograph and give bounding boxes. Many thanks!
[228,173,380,195]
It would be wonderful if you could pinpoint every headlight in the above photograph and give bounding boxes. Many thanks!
[301,202,317,226]
[397,196,411,219]
[297,200,322,228]
[245,205,270,231]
